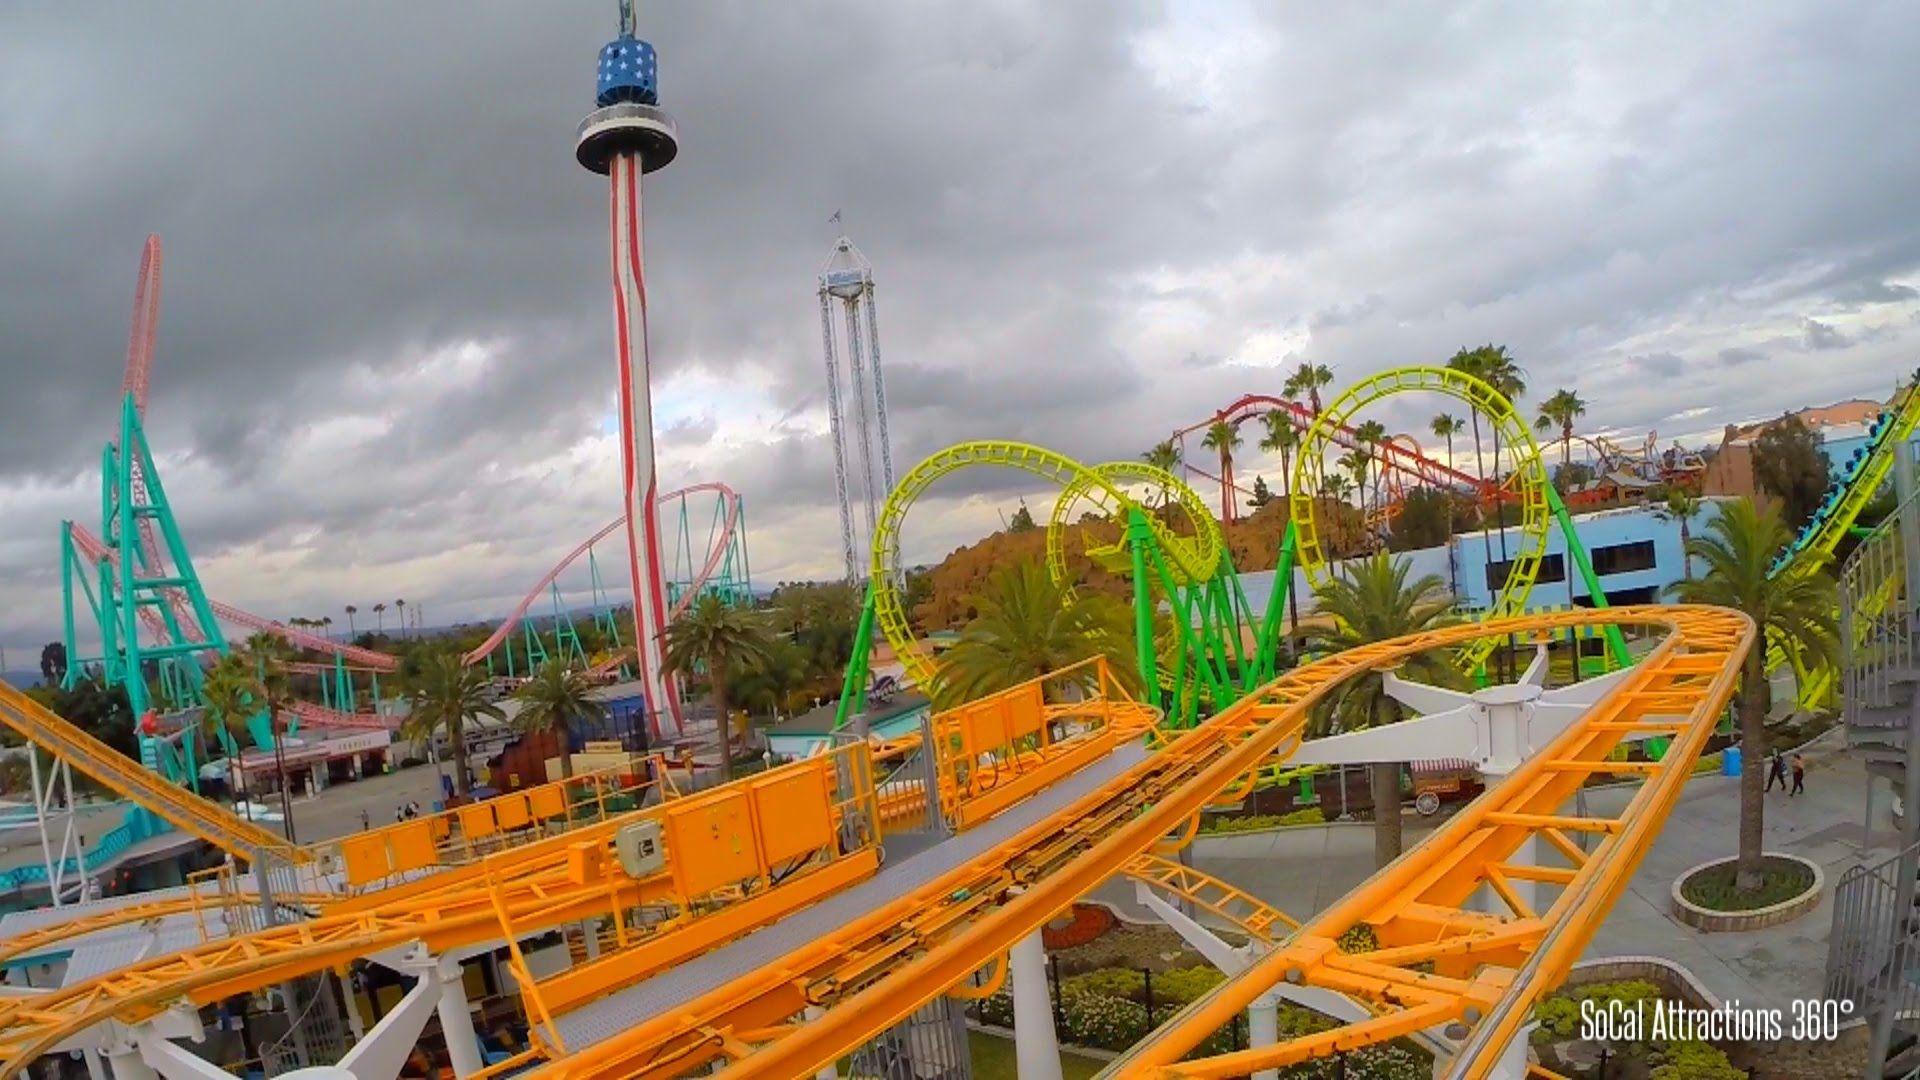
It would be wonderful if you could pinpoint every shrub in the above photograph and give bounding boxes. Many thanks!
[1199,807,1329,834]
[1652,1040,1745,1079]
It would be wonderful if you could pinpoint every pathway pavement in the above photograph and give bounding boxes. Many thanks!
[1094,728,1888,1010]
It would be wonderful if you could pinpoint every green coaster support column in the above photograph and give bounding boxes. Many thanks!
[1544,483,1633,669]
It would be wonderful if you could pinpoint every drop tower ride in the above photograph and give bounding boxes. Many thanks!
[575,1,683,736]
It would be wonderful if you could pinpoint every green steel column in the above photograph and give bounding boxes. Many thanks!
[832,587,878,731]
[60,526,79,690]
[1544,483,1633,668]
[1254,520,1299,678]
[1126,509,1160,696]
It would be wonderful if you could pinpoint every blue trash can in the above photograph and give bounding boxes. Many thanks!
[1721,744,1742,777]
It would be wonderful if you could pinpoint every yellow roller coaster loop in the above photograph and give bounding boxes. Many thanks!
[869,441,1221,692]
[1289,366,1554,672]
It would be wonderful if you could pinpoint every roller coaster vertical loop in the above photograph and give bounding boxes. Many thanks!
[1289,366,1553,671]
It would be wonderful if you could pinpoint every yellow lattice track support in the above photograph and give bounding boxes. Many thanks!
[871,441,1219,689]
[1765,377,1920,706]
[1288,366,1553,671]
[1122,853,1299,943]
[521,605,1748,1080]
[0,679,305,865]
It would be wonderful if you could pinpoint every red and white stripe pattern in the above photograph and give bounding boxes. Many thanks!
[607,152,684,738]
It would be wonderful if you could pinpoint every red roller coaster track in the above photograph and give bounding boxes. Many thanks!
[1174,393,1493,523]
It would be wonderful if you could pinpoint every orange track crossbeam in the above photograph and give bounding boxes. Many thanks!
[529,605,1747,1080]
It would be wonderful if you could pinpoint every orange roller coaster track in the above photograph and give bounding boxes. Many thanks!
[526,604,1748,1078]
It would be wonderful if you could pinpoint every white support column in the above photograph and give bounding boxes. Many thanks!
[106,1044,159,1080]
[83,1048,109,1080]
[1009,928,1062,1080]
[139,1035,249,1080]
[581,921,601,960]
[803,1007,838,1080]
[1247,993,1281,1080]
[436,961,483,1080]
[335,964,442,1080]
[1133,883,1248,974]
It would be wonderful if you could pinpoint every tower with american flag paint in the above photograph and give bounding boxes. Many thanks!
[575,2,683,738]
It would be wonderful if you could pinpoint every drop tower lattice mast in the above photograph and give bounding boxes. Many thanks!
[576,0,684,736]
[818,235,894,582]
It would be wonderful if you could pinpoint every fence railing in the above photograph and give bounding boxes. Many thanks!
[1842,483,1918,726]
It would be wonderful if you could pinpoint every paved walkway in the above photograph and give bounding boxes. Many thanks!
[1095,728,1886,1010]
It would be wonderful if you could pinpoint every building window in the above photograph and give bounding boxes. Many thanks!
[1484,553,1566,592]
[1591,540,1657,576]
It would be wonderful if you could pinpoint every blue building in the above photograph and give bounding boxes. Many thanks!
[1227,498,1731,625]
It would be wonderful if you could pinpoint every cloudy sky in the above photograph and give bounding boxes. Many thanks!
[2,2,1916,664]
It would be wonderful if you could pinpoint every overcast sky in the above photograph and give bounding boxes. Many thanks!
[2,2,1916,664]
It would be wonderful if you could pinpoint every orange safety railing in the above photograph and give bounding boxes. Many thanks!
[316,755,677,892]
[928,655,1157,830]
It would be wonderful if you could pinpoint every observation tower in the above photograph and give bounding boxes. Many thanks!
[576,0,683,736]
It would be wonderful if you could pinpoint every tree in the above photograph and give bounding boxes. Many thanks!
[1555,461,1595,494]
[1652,489,1704,581]
[932,559,1139,708]
[513,660,607,780]
[1386,488,1455,551]
[1008,502,1037,533]
[1284,362,1335,414]
[373,603,387,636]
[1533,388,1587,467]
[664,595,775,780]
[395,599,407,640]
[39,642,67,686]
[1308,554,1458,867]
[1248,475,1275,508]
[1141,440,1183,509]
[1448,344,1526,674]
[1430,413,1467,592]
[1751,414,1831,530]
[1202,419,1242,519]
[344,605,358,640]
[1354,419,1389,514]
[202,653,266,752]
[1667,499,1837,892]
[406,653,505,798]
[731,637,810,720]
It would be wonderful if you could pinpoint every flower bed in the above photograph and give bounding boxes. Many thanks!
[1671,853,1822,931]
[1042,903,1117,950]
[1533,979,1746,1078]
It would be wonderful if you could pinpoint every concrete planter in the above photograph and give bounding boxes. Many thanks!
[1670,852,1823,932]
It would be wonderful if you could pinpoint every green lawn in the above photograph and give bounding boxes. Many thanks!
[968,1030,1105,1079]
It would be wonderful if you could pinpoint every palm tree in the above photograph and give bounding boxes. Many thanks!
[1667,499,1837,892]
[1338,448,1372,521]
[932,559,1139,709]
[1141,440,1182,507]
[1354,419,1389,519]
[1284,362,1335,414]
[395,599,407,640]
[1321,473,1353,504]
[664,595,775,779]
[513,660,608,780]
[1201,419,1242,521]
[373,603,386,636]
[201,653,268,819]
[1431,414,1466,593]
[1308,554,1458,867]
[321,616,334,642]
[406,653,504,798]
[344,604,358,640]
[1448,345,1525,673]
[241,633,298,837]
[1653,489,1704,581]
[1260,412,1303,631]
[1534,388,1587,469]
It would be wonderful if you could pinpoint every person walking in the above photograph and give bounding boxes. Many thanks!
[1790,752,1807,796]
[1766,749,1788,793]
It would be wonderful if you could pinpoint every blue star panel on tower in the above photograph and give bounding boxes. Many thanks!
[598,36,658,106]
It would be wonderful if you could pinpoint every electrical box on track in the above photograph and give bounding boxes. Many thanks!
[615,818,665,878]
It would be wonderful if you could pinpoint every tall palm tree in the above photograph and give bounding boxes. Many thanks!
[1354,419,1389,520]
[395,599,407,640]
[1448,345,1526,673]
[406,653,504,798]
[1667,499,1837,892]
[1260,412,1303,631]
[1653,489,1704,581]
[1309,554,1458,867]
[321,616,333,641]
[1338,448,1372,521]
[664,595,775,779]
[1534,388,1587,470]
[373,603,387,636]
[1431,414,1466,594]
[932,559,1139,709]
[1201,419,1242,522]
[242,633,298,837]
[344,604,357,640]
[1141,440,1182,507]
[513,660,607,780]
[201,653,268,819]
[1284,362,1335,414]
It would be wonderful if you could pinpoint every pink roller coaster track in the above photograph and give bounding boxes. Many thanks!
[1174,394,1492,523]
[459,481,744,668]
